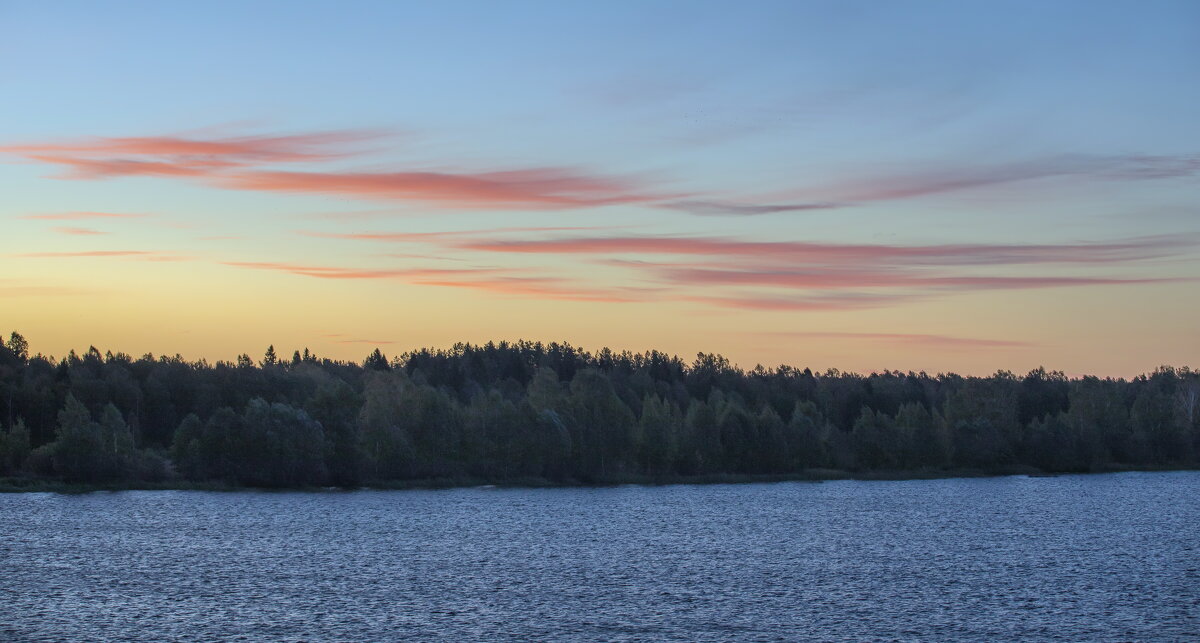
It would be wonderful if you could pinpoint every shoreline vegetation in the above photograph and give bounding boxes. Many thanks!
[1,331,1197,494]
[2,465,1196,495]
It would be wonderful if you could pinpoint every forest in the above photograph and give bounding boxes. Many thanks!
[0,331,1197,488]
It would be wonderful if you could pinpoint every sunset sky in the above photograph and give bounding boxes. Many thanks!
[2,1,1198,376]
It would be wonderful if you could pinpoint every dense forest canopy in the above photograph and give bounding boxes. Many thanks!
[0,331,1196,487]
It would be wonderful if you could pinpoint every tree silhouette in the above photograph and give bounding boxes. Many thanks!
[0,331,1195,487]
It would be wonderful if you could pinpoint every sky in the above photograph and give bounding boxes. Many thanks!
[1,0,1198,376]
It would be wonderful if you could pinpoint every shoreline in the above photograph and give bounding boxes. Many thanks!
[2,464,1195,495]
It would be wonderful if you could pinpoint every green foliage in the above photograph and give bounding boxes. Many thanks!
[0,418,31,474]
[0,332,1195,487]
[565,369,637,478]
[51,394,107,481]
[463,389,529,478]
[358,372,416,479]
[639,395,681,473]
[852,407,899,470]
[896,402,949,469]
[239,398,326,486]
[171,413,205,479]
[172,400,326,486]
[46,396,158,482]
[306,381,364,486]
[788,401,828,469]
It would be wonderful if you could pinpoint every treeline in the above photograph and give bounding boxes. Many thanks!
[0,331,1197,487]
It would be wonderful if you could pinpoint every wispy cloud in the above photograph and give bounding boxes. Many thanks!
[413,276,656,303]
[5,131,1195,215]
[654,266,1183,291]
[2,129,668,209]
[221,261,494,280]
[237,261,656,303]
[20,211,150,220]
[811,154,1200,202]
[18,250,155,258]
[220,168,661,208]
[299,225,625,242]
[1,131,381,179]
[52,226,108,236]
[440,232,1194,310]
[15,250,192,262]
[775,331,1032,349]
[458,234,1192,266]
[658,200,842,216]
[377,252,468,262]
[684,293,916,312]
[21,154,233,179]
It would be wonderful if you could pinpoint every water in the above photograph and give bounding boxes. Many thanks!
[1,472,1197,642]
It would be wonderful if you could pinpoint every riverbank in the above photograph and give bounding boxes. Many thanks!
[2,463,1194,494]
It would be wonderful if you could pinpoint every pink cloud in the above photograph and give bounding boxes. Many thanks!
[221,256,654,303]
[2,131,377,162]
[1,130,382,180]
[658,200,842,216]
[3,129,666,209]
[24,154,238,179]
[6,131,1195,215]
[378,253,468,262]
[684,293,915,312]
[15,250,192,262]
[18,250,156,258]
[414,276,653,303]
[220,168,660,208]
[221,261,498,280]
[777,332,1032,349]
[299,225,624,242]
[52,226,108,236]
[655,266,1181,291]
[459,234,1191,266]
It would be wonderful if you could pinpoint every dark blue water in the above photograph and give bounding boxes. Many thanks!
[1,472,1197,642]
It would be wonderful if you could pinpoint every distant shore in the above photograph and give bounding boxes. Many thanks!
[3,464,1194,494]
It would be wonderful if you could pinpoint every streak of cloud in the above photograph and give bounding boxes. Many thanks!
[414,276,655,303]
[14,249,194,262]
[18,250,157,258]
[299,225,627,242]
[459,234,1193,266]
[775,331,1032,349]
[2,129,670,209]
[52,227,108,236]
[221,261,496,280]
[655,266,1183,291]
[812,154,1200,202]
[20,211,150,220]
[2,130,380,171]
[684,293,915,312]
[221,168,662,208]
[658,200,842,216]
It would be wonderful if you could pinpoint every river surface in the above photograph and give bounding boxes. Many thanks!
[1,472,1197,641]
